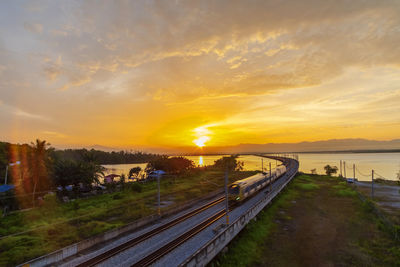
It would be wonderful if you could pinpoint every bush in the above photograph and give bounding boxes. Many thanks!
[213,155,244,172]
[72,201,80,211]
[112,193,123,200]
[146,156,195,175]
[42,194,59,210]
[130,183,142,193]
[362,199,375,213]
[79,221,114,238]
[324,165,338,176]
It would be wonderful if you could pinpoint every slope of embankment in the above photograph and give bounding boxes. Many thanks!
[213,174,400,266]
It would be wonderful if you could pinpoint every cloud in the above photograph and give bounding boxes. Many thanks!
[0,103,49,121]
[23,22,43,34]
[1,0,400,147]
[43,56,62,81]
[41,131,67,138]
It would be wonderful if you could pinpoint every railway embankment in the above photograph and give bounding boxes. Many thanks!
[213,173,400,266]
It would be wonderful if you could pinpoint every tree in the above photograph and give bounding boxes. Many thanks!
[310,168,317,175]
[30,139,51,206]
[0,142,8,181]
[53,159,105,192]
[129,167,142,179]
[324,165,338,176]
[213,155,244,172]
[146,156,195,175]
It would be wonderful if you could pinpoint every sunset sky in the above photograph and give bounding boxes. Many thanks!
[0,1,399,151]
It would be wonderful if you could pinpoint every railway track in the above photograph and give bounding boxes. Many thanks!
[76,196,225,267]
[76,156,297,267]
[132,209,226,267]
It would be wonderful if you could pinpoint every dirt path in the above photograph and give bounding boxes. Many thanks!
[214,174,400,267]
[355,181,400,223]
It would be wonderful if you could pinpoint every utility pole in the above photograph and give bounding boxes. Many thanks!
[4,165,8,185]
[261,158,264,173]
[371,170,374,199]
[4,161,21,185]
[157,175,161,217]
[269,162,272,192]
[224,169,229,225]
[340,160,342,177]
[343,161,346,178]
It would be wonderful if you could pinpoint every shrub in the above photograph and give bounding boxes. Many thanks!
[42,194,59,210]
[79,221,114,238]
[112,193,123,200]
[324,165,338,176]
[146,156,195,175]
[213,155,244,172]
[72,201,80,211]
[130,183,142,193]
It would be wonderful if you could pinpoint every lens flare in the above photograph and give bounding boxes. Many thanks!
[193,136,210,147]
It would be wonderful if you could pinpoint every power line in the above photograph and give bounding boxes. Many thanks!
[374,171,390,180]
[355,166,371,178]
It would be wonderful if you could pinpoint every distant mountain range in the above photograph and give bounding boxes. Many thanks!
[55,139,400,155]
[169,138,400,155]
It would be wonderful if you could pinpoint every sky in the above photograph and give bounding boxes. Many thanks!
[0,0,399,152]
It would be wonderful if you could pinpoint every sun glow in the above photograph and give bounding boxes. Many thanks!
[193,125,212,147]
[193,136,210,147]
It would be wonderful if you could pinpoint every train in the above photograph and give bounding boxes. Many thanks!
[228,164,287,203]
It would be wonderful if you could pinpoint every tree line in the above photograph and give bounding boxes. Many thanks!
[0,139,244,212]
[0,140,164,209]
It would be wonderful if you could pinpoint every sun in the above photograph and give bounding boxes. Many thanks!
[193,136,210,148]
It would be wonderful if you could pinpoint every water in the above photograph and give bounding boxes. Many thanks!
[184,154,279,171]
[102,163,148,182]
[102,155,278,178]
[296,153,400,181]
[102,153,400,182]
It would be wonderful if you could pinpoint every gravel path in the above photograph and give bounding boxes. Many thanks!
[59,195,223,267]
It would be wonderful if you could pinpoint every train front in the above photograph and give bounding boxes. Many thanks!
[228,182,242,203]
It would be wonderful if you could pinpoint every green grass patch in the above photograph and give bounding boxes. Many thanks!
[297,183,320,191]
[214,185,297,267]
[336,188,358,197]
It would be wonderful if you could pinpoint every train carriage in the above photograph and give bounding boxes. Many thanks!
[228,165,286,203]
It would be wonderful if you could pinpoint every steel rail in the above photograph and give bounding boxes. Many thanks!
[76,196,225,267]
[131,210,226,267]
[131,157,297,267]
[77,156,297,267]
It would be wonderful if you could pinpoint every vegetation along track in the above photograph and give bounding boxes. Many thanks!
[76,196,225,267]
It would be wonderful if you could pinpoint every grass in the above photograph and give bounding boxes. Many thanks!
[211,173,400,267]
[336,188,358,197]
[213,180,299,266]
[296,182,319,190]
[0,169,257,266]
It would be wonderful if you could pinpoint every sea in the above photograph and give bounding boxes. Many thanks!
[103,153,400,182]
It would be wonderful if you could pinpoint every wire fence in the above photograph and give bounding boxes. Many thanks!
[339,160,397,182]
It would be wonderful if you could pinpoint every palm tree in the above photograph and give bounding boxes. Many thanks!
[30,139,51,206]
